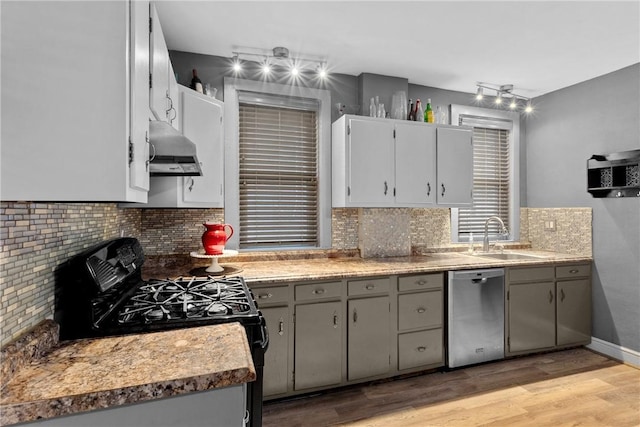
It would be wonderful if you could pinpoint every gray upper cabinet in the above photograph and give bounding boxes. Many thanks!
[1,1,150,202]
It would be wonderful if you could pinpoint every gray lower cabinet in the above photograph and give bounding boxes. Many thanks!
[396,273,444,371]
[347,296,390,381]
[261,306,290,397]
[508,280,556,353]
[398,329,442,370]
[507,264,592,355]
[294,301,342,391]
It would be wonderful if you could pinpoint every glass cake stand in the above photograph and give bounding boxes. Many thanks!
[189,249,239,273]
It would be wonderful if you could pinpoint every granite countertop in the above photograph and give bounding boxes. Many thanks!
[143,249,593,285]
[0,321,255,426]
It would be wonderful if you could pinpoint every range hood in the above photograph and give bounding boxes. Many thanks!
[148,120,202,176]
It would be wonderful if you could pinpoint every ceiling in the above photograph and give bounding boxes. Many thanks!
[155,1,640,99]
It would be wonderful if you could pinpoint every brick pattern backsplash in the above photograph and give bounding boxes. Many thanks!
[139,209,225,255]
[0,202,141,346]
[331,208,359,250]
[359,208,412,258]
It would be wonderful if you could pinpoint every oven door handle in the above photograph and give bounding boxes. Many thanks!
[256,316,269,350]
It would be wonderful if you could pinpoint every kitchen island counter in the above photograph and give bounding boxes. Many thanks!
[0,320,255,426]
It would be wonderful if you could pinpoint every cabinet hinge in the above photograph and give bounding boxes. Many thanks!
[347,125,351,135]
[507,290,509,300]
[128,137,134,165]
[149,73,152,89]
[507,336,510,347]
[393,129,396,139]
[393,188,396,197]
[389,354,391,366]
[149,16,152,33]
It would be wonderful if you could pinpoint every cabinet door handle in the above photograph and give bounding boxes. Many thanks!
[188,178,194,192]
[384,181,388,195]
[416,307,426,314]
[258,293,272,299]
[441,183,446,197]
[365,284,375,290]
[427,182,431,197]
[417,346,427,352]
[549,290,554,303]
[312,288,325,295]
[560,289,565,302]
[353,309,358,323]
[333,312,338,328]
[278,318,284,336]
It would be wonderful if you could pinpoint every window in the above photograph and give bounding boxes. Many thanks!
[450,105,520,243]
[224,78,332,250]
[238,99,318,248]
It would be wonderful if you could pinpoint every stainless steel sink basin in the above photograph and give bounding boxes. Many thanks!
[475,252,546,260]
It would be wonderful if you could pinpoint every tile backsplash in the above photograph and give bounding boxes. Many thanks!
[0,202,592,346]
[0,202,140,346]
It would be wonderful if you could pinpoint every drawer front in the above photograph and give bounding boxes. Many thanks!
[398,291,442,331]
[398,273,443,292]
[253,285,289,306]
[508,266,554,283]
[347,277,390,296]
[398,329,443,370]
[556,264,591,279]
[295,281,342,301]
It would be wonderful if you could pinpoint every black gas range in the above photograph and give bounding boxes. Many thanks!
[54,237,268,427]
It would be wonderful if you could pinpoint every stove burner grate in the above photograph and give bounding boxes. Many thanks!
[116,276,253,325]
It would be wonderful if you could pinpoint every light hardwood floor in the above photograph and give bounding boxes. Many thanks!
[263,348,640,426]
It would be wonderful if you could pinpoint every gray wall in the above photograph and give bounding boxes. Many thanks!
[525,63,640,352]
[168,51,358,123]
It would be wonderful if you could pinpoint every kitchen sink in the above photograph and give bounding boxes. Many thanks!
[475,252,546,260]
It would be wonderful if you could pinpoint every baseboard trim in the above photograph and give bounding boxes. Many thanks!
[587,337,640,368]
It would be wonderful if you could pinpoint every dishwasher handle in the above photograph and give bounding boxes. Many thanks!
[471,277,488,284]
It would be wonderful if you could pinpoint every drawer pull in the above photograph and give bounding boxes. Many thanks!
[312,288,325,295]
[569,269,579,274]
[365,284,376,290]
[258,293,273,299]
[416,307,426,314]
[417,346,427,352]
[416,280,427,286]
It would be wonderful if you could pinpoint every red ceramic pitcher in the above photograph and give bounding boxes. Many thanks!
[201,222,234,255]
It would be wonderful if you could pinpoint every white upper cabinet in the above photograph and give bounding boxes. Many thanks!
[436,127,473,206]
[332,115,471,208]
[1,1,149,202]
[395,122,437,206]
[139,85,224,208]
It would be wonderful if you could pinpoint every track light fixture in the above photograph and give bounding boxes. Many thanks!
[475,83,534,113]
[231,47,329,79]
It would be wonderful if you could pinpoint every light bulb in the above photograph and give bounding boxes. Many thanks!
[525,101,533,113]
[232,61,241,73]
[291,65,299,76]
[262,62,271,75]
[318,65,327,79]
[509,97,518,109]
[476,87,483,100]
[495,92,503,105]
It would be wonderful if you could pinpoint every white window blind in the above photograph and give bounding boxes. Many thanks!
[457,118,511,239]
[238,96,319,248]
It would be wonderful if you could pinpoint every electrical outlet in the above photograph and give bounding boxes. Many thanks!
[544,220,556,231]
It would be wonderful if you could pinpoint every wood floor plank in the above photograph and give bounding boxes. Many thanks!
[263,348,640,427]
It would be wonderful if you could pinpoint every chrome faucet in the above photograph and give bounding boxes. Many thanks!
[483,216,508,252]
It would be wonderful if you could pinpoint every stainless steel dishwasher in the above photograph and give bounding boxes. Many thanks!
[447,268,505,368]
